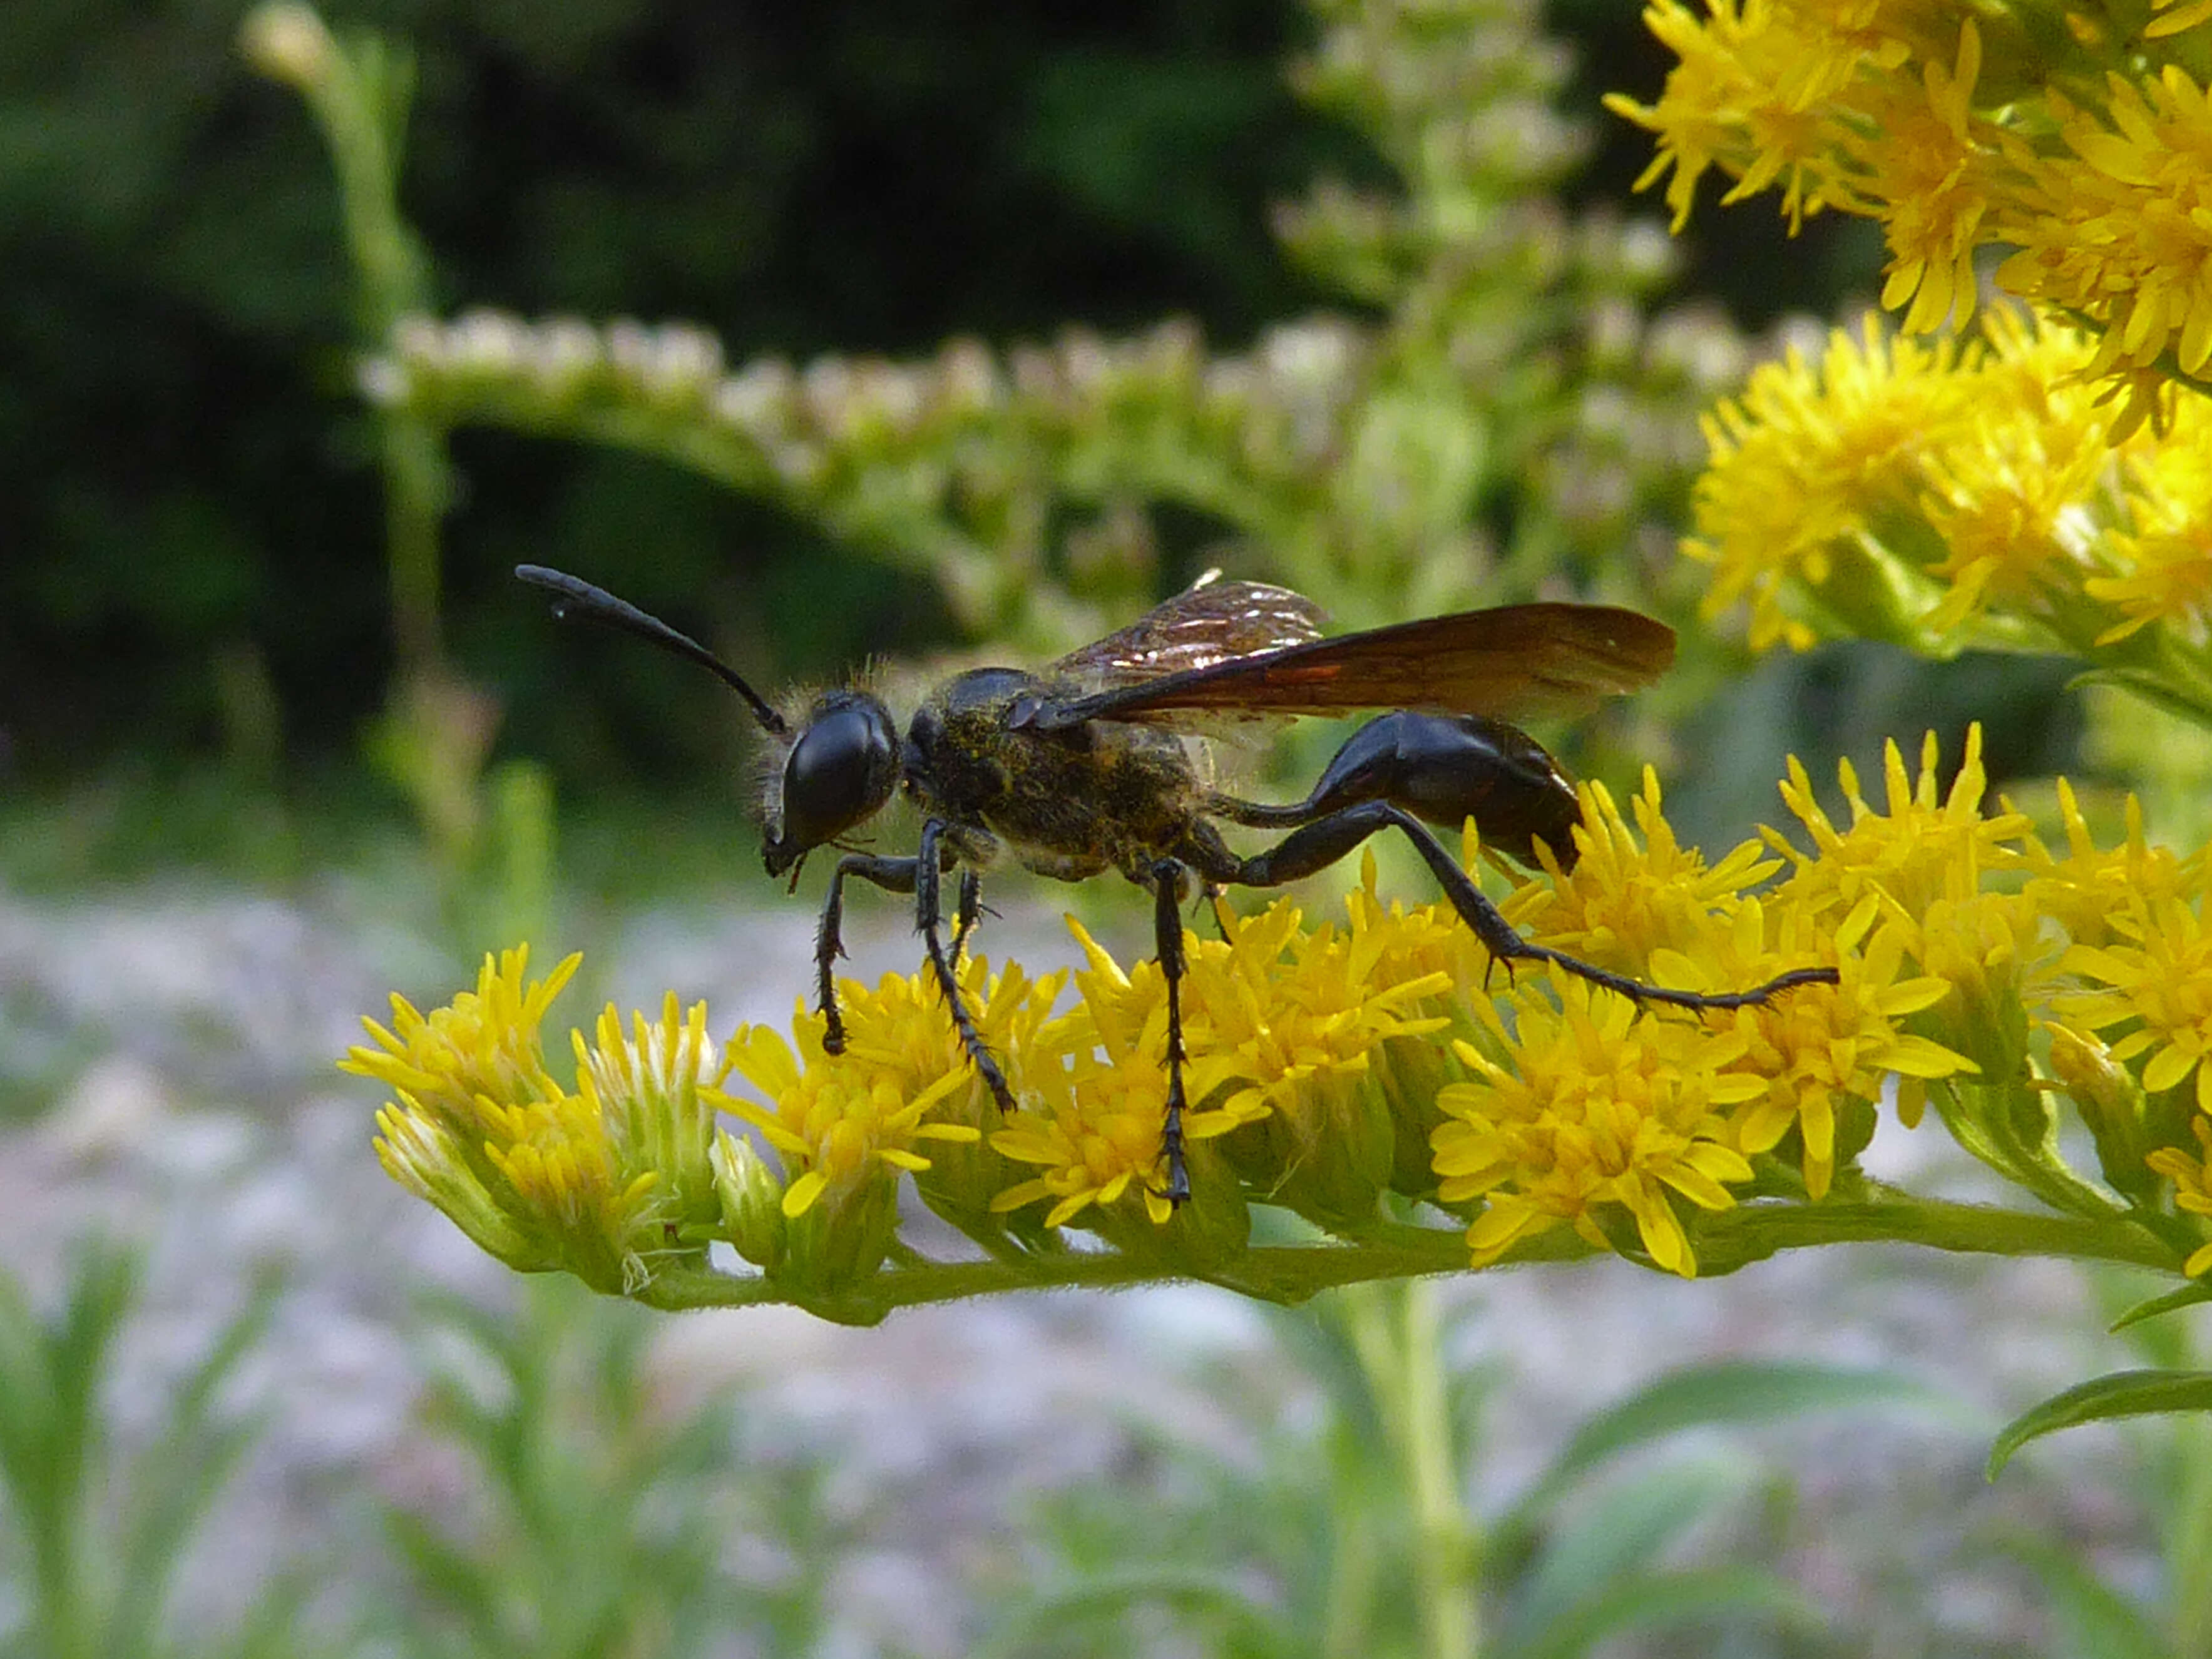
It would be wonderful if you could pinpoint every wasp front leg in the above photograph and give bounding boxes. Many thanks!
[815,854,919,1054]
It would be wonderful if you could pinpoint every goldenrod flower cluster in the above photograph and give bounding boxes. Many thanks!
[1681,307,2212,707]
[1609,0,2212,434]
[343,954,725,1295]
[345,727,2212,1312]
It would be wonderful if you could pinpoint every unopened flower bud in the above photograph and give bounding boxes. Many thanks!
[240,3,335,92]
[2048,1024,2155,1200]
[710,1129,786,1272]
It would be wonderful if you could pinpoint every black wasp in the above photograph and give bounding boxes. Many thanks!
[518,564,1836,1204]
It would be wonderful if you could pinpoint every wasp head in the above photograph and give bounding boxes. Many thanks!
[760,688,901,878]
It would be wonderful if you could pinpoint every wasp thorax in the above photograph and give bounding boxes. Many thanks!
[762,690,901,876]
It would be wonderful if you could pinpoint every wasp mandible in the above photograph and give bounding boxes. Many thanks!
[517,565,1837,1204]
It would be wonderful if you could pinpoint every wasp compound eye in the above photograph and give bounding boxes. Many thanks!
[775,692,900,862]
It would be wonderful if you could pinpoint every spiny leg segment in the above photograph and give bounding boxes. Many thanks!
[950,867,987,963]
[1185,799,1838,1014]
[914,820,1016,1111]
[814,852,917,1056]
[1149,859,1195,1206]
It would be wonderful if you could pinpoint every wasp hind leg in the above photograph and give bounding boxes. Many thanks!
[1145,858,1197,1207]
[1184,802,1837,1013]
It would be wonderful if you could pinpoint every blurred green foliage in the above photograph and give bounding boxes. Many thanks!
[0,0,1854,798]
[1,0,1349,777]
[0,1244,307,1659]
[973,1285,1971,1658]
[0,1242,2025,1659]
[373,1282,852,1658]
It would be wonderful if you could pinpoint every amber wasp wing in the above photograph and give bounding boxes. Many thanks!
[1021,599,1676,732]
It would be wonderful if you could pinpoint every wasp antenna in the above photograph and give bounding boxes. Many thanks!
[515,564,789,736]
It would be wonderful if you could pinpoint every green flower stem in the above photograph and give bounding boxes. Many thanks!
[1691,1192,2176,1276]
[630,1195,2180,1324]
[1356,1284,1480,1659]
[2169,1414,2212,1653]
[251,9,451,676]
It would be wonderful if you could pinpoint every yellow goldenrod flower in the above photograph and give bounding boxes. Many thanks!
[901,956,1071,1236]
[1535,769,1782,975]
[344,947,714,1293]
[1432,974,1766,1279]
[1858,812,2053,1086]
[370,1103,537,1268]
[1913,402,2110,640]
[1185,899,1451,1129]
[1341,845,1489,1000]
[1723,901,1973,1193]
[2064,895,2212,1112]
[2144,1117,2212,1275]
[1686,307,2140,655]
[572,993,727,1229]
[1185,899,1455,1224]
[1773,726,2029,925]
[344,944,579,1131]
[710,967,1007,1292]
[1860,20,1989,335]
[2089,440,2212,643]
[991,1034,1189,1231]
[1996,70,2212,380]
[717,984,982,1222]
[1604,0,1873,235]
[989,921,1254,1229]
[1685,317,1977,651]
[2023,780,2199,956]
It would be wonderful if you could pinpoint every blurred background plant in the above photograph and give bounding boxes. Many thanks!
[1,0,1946,913]
[970,1284,1977,1659]
[7,0,2201,1654]
[0,1244,304,1659]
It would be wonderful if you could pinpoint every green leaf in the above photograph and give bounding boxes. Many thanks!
[2000,1536,2172,1659]
[2111,1280,2212,1334]
[1505,1451,1757,1651]
[974,1566,1289,1659]
[1990,1370,2212,1477]
[1501,1566,1823,1659]
[111,1268,284,1656]
[1515,1360,1975,1519]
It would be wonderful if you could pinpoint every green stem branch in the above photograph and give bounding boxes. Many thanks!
[630,1195,2178,1324]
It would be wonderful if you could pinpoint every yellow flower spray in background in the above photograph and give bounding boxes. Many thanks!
[1612,2,2212,767]
[1610,0,2212,435]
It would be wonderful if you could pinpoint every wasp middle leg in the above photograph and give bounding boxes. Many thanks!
[950,867,988,962]
[914,819,1017,1111]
